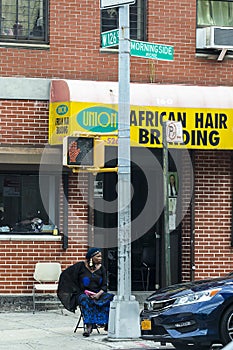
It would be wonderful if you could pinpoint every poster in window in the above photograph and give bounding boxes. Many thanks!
[3,176,20,197]
[168,172,178,231]
[94,181,103,198]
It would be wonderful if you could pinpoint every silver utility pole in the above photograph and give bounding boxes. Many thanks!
[108,3,140,339]
[163,122,171,286]
[117,4,131,300]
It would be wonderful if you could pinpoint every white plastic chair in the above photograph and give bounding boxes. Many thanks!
[32,262,62,313]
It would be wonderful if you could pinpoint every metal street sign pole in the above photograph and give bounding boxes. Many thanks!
[108,4,140,339]
[163,122,171,287]
[162,121,183,286]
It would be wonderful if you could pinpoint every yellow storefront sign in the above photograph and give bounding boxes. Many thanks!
[49,101,233,150]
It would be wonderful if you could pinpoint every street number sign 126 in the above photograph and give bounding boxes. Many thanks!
[101,29,119,48]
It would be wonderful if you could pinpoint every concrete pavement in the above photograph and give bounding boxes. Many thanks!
[0,309,174,350]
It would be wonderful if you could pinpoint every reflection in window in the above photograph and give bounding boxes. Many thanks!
[0,174,58,233]
[197,0,233,27]
[101,0,147,41]
[0,0,48,43]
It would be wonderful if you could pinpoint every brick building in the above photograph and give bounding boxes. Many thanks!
[0,0,233,300]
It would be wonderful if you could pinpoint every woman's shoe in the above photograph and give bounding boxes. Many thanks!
[104,324,108,331]
[83,324,92,337]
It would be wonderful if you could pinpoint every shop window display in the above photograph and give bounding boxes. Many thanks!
[0,174,58,234]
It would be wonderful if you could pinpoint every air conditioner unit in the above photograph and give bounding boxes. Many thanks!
[196,26,233,49]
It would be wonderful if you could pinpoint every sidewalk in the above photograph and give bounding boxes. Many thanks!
[0,310,174,350]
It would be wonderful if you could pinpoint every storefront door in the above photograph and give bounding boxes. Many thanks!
[93,146,182,291]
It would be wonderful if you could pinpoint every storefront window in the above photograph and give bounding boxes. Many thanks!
[0,174,58,234]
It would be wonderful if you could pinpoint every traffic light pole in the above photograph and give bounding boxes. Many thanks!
[108,4,140,339]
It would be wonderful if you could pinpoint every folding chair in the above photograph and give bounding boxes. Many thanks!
[32,262,62,313]
[74,305,100,334]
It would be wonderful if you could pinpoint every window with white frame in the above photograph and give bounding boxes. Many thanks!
[101,0,147,41]
[0,0,48,44]
[197,0,233,27]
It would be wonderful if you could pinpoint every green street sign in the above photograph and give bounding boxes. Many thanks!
[130,40,174,61]
[101,30,174,61]
[101,29,119,48]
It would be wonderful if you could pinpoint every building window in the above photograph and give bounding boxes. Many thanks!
[0,174,59,234]
[0,0,48,44]
[197,0,233,27]
[101,0,147,41]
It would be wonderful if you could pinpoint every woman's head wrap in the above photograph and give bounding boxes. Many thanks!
[86,247,101,260]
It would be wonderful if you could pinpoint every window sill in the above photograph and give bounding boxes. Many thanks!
[0,41,50,50]
[0,234,62,241]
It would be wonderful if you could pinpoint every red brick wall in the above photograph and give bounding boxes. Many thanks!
[0,240,62,293]
[0,0,232,85]
[182,208,192,281]
[0,238,89,293]
[194,150,233,279]
[180,150,194,281]
[0,100,48,145]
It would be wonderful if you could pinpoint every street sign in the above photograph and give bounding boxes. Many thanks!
[101,30,174,61]
[100,0,135,9]
[101,29,119,48]
[130,40,174,61]
[166,121,183,143]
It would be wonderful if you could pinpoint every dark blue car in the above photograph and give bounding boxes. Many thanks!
[140,273,233,349]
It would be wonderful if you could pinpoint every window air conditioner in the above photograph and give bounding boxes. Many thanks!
[196,26,233,50]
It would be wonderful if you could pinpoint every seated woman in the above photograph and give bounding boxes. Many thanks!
[57,247,114,337]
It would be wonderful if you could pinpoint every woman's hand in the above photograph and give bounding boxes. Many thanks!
[90,290,104,300]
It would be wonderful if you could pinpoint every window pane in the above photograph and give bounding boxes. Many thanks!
[130,0,145,41]
[0,0,47,42]
[0,174,55,233]
[101,7,118,33]
[0,175,20,228]
[21,175,49,225]
[197,0,233,26]
[101,0,146,41]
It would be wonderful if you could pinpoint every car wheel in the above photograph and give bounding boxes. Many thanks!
[220,305,233,345]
